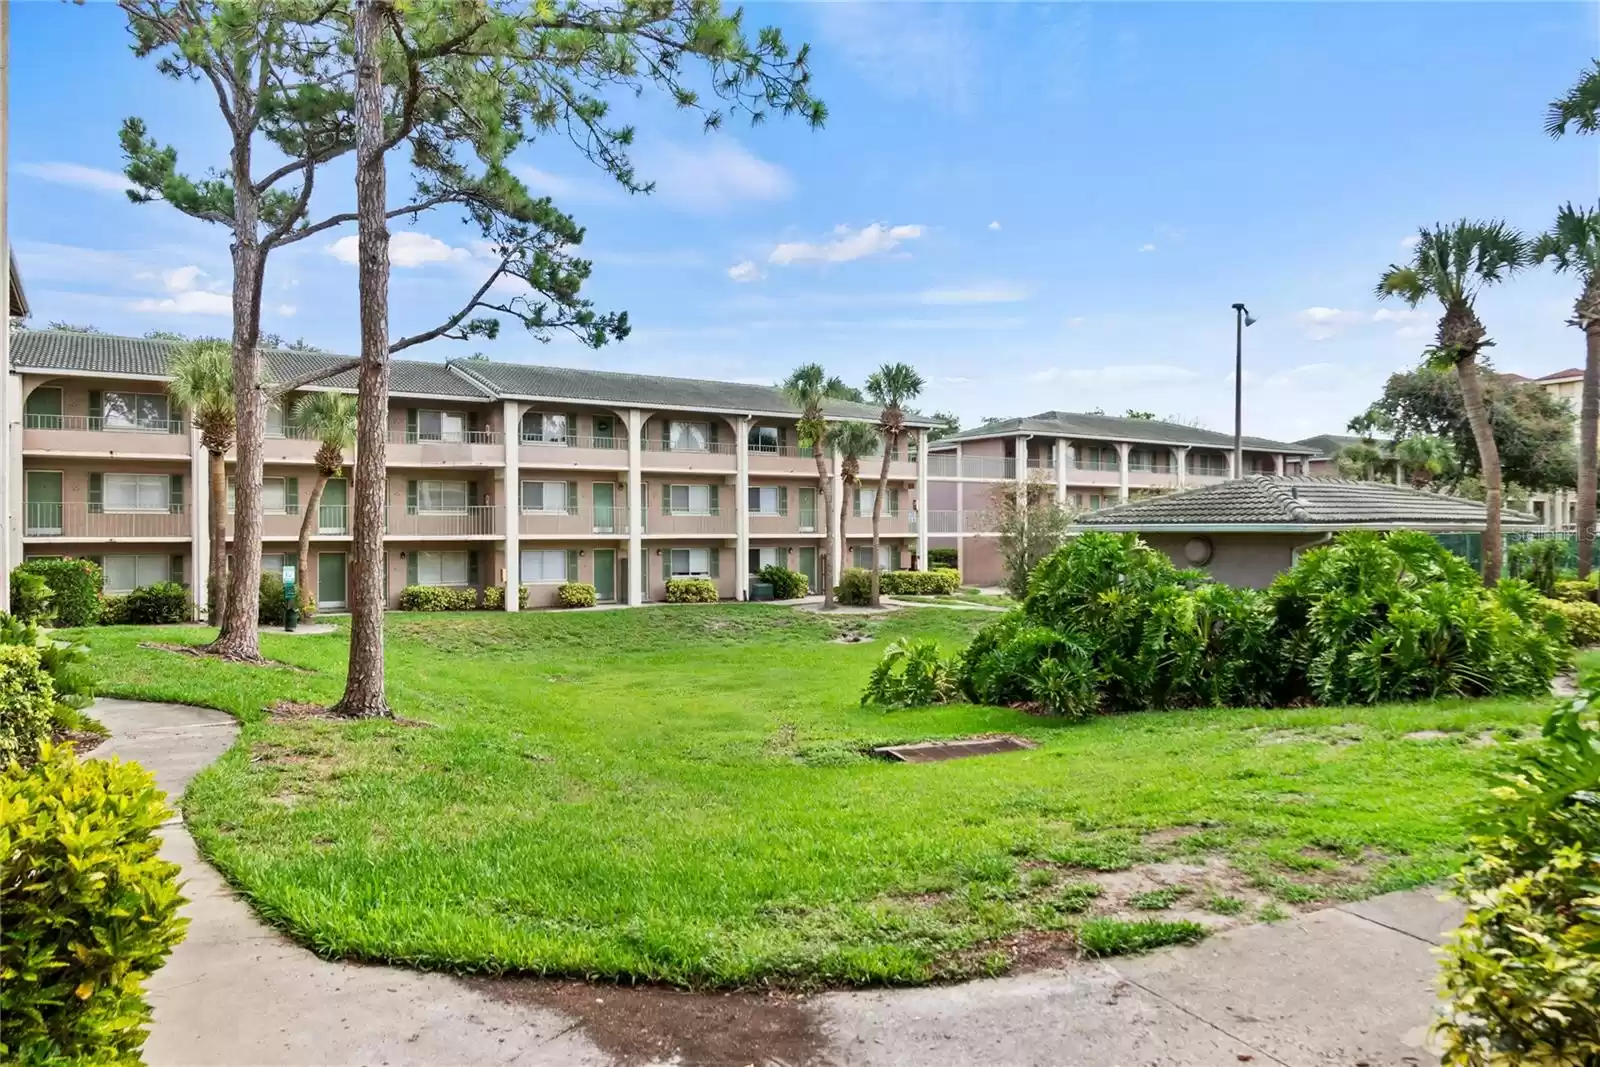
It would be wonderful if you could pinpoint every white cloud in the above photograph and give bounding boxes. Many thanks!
[1296,305,1430,341]
[16,161,131,194]
[988,220,1002,231]
[644,139,792,213]
[1137,243,1157,253]
[727,260,763,283]
[1066,316,1086,328]
[514,165,614,202]
[812,3,976,111]
[326,231,469,268]
[943,375,975,384]
[129,264,231,316]
[1400,234,1422,250]
[768,223,925,266]
[274,304,297,317]
[918,283,1029,305]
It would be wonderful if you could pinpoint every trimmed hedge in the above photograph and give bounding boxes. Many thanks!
[557,582,598,608]
[1554,577,1598,604]
[880,568,962,596]
[665,578,718,604]
[481,585,529,610]
[12,560,102,627]
[927,547,958,570]
[758,565,809,600]
[0,644,55,768]
[1547,597,1600,647]
[125,582,190,625]
[0,743,187,1066]
[397,585,480,611]
[836,568,872,606]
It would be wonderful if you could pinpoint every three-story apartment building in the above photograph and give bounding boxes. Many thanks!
[5,331,934,615]
[926,411,1318,585]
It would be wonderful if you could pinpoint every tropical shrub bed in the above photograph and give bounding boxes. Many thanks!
[757,565,809,601]
[0,615,96,755]
[864,531,1567,713]
[1546,597,1600,647]
[1553,577,1597,604]
[879,568,962,596]
[0,644,55,767]
[397,585,481,612]
[557,582,597,608]
[0,743,188,1066]
[1434,691,1600,1061]
[665,578,718,603]
[836,567,873,606]
[124,581,190,625]
[11,560,102,627]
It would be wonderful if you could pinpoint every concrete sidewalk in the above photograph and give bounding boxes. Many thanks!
[94,697,1456,1066]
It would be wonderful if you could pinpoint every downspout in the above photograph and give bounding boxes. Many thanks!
[1290,532,1333,565]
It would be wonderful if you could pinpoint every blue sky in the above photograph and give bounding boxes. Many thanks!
[11,2,1598,442]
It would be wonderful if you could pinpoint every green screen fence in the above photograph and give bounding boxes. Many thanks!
[1434,530,1600,574]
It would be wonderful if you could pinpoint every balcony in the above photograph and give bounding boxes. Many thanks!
[257,425,339,465]
[385,429,504,468]
[385,505,501,538]
[844,511,915,537]
[227,510,309,539]
[519,435,628,471]
[923,510,997,534]
[23,501,187,540]
[23,414,191,457]
[748,444,818,476]
[749,511,823,536]
[644,510,734,536]
[640,437,736,473]
[931,455,1015,480]
[520,506,629,537]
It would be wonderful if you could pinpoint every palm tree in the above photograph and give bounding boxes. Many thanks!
[1334,440,1386,482]
[290,391,357,613]
[1377,220,1532,583]
[1534,204,1600,576]
[831,421,882,586]
[166,338,235,624]
[784,364,843,607]
[1548,60,1600,137]
[1392,434,1456,488]
[865,363,925,606]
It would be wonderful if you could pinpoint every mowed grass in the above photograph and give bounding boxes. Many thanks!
[68,606,1566,988]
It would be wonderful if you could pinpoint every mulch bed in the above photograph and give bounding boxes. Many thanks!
[265,699,431,727]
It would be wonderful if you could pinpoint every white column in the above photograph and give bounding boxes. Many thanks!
[735,416,750,598]
[829,450,844,582]
[1,371,20,617]
[954,442,965,577]
[1054,439,1068,506]
[626,407,644,605]
[1226,450,1237,479]
[1116,441,1131,503]
[914,428,928,570]
[1275,452,1286,476]
[1014,434,1028,488]
[1174,446,1189,489]
[501,400,520,611]
[189,424,208,620]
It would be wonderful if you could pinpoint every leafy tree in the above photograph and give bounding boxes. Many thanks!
[785,365,845,608]
[45,322,101,333]
[831,420,881,587]
[1547,59,1600,136]
[825,377,865,403]
[143,329,188,341]
[289,391,356,615]
[865,363,924,606]
[926,410,961,442]
[993,477,1075,599]
[1334,440,1388,481]
[1392,434,1457,487]
[1534,204,1600,576]
[1376,220,1533,582]
[1124,409,1155,420]
[164,339,234,624]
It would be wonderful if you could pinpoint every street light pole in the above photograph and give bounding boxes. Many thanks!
[1231,302,1255,478]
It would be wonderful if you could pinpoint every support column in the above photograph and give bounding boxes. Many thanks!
[735,416,750,597]
[189,424,208,621]
[1174,446,1189,489]
[1226,450,1238,479]
[829,450,844,582]
[955,442,965,577]
[1116,442,1132,503]
[1,371,21,617]
[501,400,520,610]
[914,428,928,570]
[626,407,644,605]
[1014,434,1028,489]
[1275,452,1286,476]
[1054,439,1068,506]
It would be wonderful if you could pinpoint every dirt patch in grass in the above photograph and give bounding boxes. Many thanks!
[1402,729,1456,741]
[465,977,826,1067]
[140,642,316,673]
[1253,723,1365,747]
[264,700,430,726]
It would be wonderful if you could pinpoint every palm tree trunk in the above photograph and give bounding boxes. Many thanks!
[1577,314,1600,580]
[333,0,393,719]
[869,436,892,607]
[813,448,834,609]
[839,477,852,594]
[296,474,329,613]
[207,449,228,625]
[1457,356,1504,584]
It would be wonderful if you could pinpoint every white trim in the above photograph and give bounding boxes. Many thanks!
[1070,521,1519,534]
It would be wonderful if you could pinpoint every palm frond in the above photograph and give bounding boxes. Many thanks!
[1534,202,1600,278]
[291,390,358,450]
[1375,265,1427,305]
[1379,220,1530,307]
[165,337,234,425]
[866,362,926,407]
[1547,59,1600,137]
[831,420,881,477]
[823,376,864,402]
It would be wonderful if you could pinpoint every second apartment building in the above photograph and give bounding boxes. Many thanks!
[6,331,934,614]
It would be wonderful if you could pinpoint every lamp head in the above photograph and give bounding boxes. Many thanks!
[1232,303,1256,327]
[1244,313,1258,328]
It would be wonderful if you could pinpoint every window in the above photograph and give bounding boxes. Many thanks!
[265,401,286,438]
[419,480,469,514]
[750,546,782,572]
[101,391,169,432]
[669,484,713,515]
[852,545,895,570]
[1079,446,1119,471]
[101,554,171,594]
[521,412,569,444]
[521,480,572,514]
[669,420,710,452]
[748,486,781,515]
[104,474,171,513]
[670,547,711,577]
[520,549,568,584]
[1188,453,1228,477]
[262,553,286,577]
[1128,449,1171,473]
[228,477,294,514]
[418,410,466,442]
[415,550,469,586]
[854,487,877,517]
[748,425,779,453]
[1248,455,1277,475]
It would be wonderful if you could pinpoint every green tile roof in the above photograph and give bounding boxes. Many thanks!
[1075,475,1536,531]
[936,410,1317,454]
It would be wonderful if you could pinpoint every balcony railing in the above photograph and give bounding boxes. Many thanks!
[387,505,501,537]
[641,438,737,456]
[387,429,503,446]
[24,501,187,539]
[520,435,622,450]
[520,507,630,536]
[1074,457,1120,472]
[928,453,958,477]
[926,510,959,534]
[25,414,187,434]
[747,443,817,458]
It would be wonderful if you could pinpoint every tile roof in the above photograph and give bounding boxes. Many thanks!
[1293,433,1377,458]
[1075,475,1536,531]
[8,250,27,319]
[935,410,1317,454]
[1536,368,1584,382]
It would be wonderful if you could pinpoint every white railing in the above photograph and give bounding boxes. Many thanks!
[26,413,187,435]
[520,507,630,536]
[520,435,623,451]
[387,430,503,446]
[24,501,187,538]
[961,456,1016,480]
[641,437,737,456]
[387,505,501,537]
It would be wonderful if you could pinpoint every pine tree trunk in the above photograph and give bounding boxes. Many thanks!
[296,475,329,613]
[814,447,834,608]
[1457,356,1503,584]
[333,0,394,718]
[1576,308,1600,581]
[869,435,892,607]
[207,449,228,625]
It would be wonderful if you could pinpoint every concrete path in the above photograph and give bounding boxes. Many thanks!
[94,698,1458,1066]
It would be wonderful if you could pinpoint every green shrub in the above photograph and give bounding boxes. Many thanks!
[1508,538,1566,597]
[758,565,809,600]
[0,743,188,1066]
[1553,577,1597,604]
[664,578,718,604]
[397,585,480,611]
[557,582,597,608]
[125,582,190,625]
[98,595,131,626]
[258,573,288,626]
[1434,693,1600,1061]
[1,616,94,724]
[8,571,53,626]
[835,567,872,606]
[1545,596,1600,647]
[862,638,959,707]
[927,547,958,570]
[480,585,529,610]
[879,568,962,596]
[0,644,55,768]
[14,559,102,628]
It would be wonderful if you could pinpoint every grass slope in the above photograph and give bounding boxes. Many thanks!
[70,606,1560,988]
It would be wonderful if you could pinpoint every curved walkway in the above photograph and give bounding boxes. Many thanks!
[96,698,1457,1066]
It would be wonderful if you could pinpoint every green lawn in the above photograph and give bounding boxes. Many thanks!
[70,606,1566,988]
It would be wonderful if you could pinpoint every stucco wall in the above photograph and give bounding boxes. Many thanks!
[960,537,1004,587]
[1140,531,1319,588]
